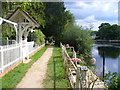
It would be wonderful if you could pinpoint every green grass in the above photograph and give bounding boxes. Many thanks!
[43,47,69,88]
[2,46,47,88]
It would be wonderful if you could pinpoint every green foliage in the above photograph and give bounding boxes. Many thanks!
[62,24,94,55]
[2,2,46,26]
[1,2,46,41]
[2,46,47,88]
[66,48,73,58]
[1,24,16,40]
[21,2,45,27]
[45,36,54,43]
[42,2,74,45]
[77,54,94,67]
[2,2,22,18]
[90,31,98,36]
[97,46,120,59]
[2,2,75,45]
[103,71,120,89]
[28,29,45,46]
[0,24,16,45]
[2,2,93,57]
[97,23,120,40]
[43,47,69,88]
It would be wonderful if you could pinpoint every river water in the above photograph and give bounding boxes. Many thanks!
[92,43,120,77]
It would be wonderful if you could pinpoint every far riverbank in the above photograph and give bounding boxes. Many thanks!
[95,40,120,45]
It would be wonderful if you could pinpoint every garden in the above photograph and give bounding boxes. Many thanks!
[0,1,119,89]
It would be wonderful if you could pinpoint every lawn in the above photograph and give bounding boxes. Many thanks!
[1,46,47,88]
[43,47,69,88]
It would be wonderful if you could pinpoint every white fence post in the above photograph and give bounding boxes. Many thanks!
[20,43,23,61]
[1,46,4,72]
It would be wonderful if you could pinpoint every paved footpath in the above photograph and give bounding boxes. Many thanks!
[16,46,54,88]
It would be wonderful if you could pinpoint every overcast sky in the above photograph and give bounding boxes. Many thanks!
[64,1,118,31]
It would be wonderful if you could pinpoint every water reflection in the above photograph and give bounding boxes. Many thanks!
[97,46,120,59]
[92,44,120,76]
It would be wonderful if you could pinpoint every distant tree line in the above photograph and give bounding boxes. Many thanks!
[96,23,120,40]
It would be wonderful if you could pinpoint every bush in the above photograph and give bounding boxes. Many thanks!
[1,24,16,40]
[103,71,120,89]
[28,29,45,45]
[66,48,73,58]
[62,24,94,55]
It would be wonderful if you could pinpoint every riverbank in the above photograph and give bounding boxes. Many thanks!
[95,40,120,45]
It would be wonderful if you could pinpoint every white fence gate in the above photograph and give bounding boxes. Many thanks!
[0,41,44,73]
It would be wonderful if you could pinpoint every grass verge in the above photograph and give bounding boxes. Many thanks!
[2,46,47,88]
[43,47,69,88]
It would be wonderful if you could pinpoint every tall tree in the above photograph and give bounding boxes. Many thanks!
[22,2,45,26]
[41,2,74,44]
[98,23,111,40]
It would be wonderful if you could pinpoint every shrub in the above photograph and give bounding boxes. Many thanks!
[103,71,120,89]
[66,48,73,58]
[28,29,45,45]
[62,24,94,55]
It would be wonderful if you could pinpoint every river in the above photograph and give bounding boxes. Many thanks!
[92,43,120,77]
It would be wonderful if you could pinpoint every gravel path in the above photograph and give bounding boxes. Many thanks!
[16,46,54,88]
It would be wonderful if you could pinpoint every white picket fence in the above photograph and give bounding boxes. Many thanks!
[0,41,44,73]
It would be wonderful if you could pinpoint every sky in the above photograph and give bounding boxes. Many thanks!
[64,0,118,31]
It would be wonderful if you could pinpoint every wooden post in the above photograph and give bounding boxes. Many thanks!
[76,65,88,89]
[75,67,81,88]
[103,52,105,80]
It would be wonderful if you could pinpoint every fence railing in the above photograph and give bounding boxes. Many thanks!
[60,43,105,89]
[0,41,44,73]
